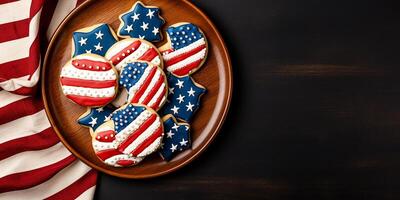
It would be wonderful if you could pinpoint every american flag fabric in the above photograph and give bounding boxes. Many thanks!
[159,115,191,161]
[105,38,162,71]
[120,61,167,111]
[60,54,118,107]
[118,1,164,42]
[161,23,208,76]
[93,104,164,167]
[0,0,97,199]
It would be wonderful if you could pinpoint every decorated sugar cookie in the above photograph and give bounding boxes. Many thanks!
[159,23,208,76]
[162,74,206,122]
[159,115,191,161]
[119,61,168,111]
[92,121,143,167]
[118,1,165,42]
[72,23,118,57]
[78,106,115,133]
[59,54,118,107]
[105,38,162,71]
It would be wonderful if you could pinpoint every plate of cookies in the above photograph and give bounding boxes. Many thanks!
[42,0,232,178]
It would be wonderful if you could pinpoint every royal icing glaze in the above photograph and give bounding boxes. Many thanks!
[105,38,162,71]
[159,115,191,161]
[72,23,118,57]
[59,54,118,107]
[159,23,208,76]
[118,1,165,42]
[161,74,206,122]
[119,61,168,111]
[78,106,114,133]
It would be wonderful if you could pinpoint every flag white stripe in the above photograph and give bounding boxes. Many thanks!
[114,110,152,146]
[0,160,92,199]
[163,38,205,60]
[62,85,116,98]
[138,70,161,103]
[127,65,152,102]
[0,110,50,144]
[0,142,71,178]
[0,0,32,25]
[46,0,78,40]
[75,186,96,200]
[137,137,162,157]
[61,65,116,81]
[123,118,161,154]
[0,90,29,108]
[167,48,207,72]
[148,82,166,108]
[115,43,150,71]
[0,61,41,91]
[0,8,42,64]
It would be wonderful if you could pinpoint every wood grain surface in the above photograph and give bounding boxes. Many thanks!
[41,0,232,178]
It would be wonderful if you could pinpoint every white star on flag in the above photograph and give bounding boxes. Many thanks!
[131,12,140,21]
[124,24,133,33]
[89,117,97,127]
[94,42,103,51]
[95,30,104,39]
[152,27,159,35]
[180,138,188,146]
[176,80,184,88]
[171,105,180,114]
[186,102,194,111]
[170,143,178,152]
[187,87,195,96]
[146,9,155,19]
[79,37,87,46]
[140,22,149,31]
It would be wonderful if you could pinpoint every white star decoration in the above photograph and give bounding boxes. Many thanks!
[95,30,104,39]
[138,35,145,39]
[186,102,194,111]
[176,94,185,103]
[171,105,180,114]
[180,138,188,146]
[96,107,104,112]
[146,9,155,19]
[166,130,175,138]
[85,49,92,53]
[78,37,87,46]
[94,42,103,51]
[172,123,179,131]
[131,12,140,21]
[124,24,133,33]
[169,87,175,94]
[187,87,195,97]
[140,22,149,31]
[89,117,97,127]
[170,143,177,152]
[104,115,111,122]
[152,27,159,36]
[176,80,184,88]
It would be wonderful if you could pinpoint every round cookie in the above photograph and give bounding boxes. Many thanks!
[105,38,162,71]
[159,22,208,76]
[119,61,168,111]
[59,54,118,107]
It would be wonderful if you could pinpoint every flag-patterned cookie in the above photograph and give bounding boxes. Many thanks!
[78,106,114,133]
[162,74,206,122]
[118,1,165,42]
[105,38,162,71]
[59,54,118,107]
[119,61,168,111]
[72,23,118,57]
[159,115,191,161]
[159,23,208,76]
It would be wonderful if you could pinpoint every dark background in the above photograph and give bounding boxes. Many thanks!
[95,0,400,199]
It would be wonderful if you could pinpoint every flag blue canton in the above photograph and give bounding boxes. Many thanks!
[119,2,164,42]
[162,74,206,122]
[167,23,204,50]
[72,23,117,57]
[78,106,115,131]
[119,62,148,91]
[112,104,146,133]
[159,115,191,161]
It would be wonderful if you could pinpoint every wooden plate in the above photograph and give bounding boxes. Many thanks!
[42,0,232,179]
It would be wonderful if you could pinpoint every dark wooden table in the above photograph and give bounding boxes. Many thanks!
[95,0,400,199]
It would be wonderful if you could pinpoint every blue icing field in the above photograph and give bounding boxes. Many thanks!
[119,62,149,91]
[72,23,117,57]
[159,115,191,161]
[162,74,206,122]
[78,106,115,132]
[119,2,164,42]
[112,104,146,134]
[167,23,204,50]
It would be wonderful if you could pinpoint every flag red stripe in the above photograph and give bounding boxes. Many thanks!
[0,19,30,43]
[141,75,164,105]
[72,59,112,71]
[118,114,157,152]
[66,95,114,107]
[151,87,166,110]
[0,155,76,193]
[11,86,38,96]
[116,160,135,166]
[95,149,122,161]
[0,128,59,160]
[110,40,141,65]
[0,97,43,125]
[60,77,116,89]
[130,67,157,103]
[95,130,116,142]
[165,44,206,66]
[172,59,203,76]
[138,48,158,62]
[131,125,163,157]
[46,169,97,200]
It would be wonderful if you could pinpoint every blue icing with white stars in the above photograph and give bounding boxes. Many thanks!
[162,74,206,122]
[159,115,191,161]
[119,2,164,42]
[72,23,117,57]
[78,106,115,132]
[112,104,146,134]
[167,23,204,50]
[119,62,148,91]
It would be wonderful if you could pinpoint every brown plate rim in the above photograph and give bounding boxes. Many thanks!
[41,0,233,179]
